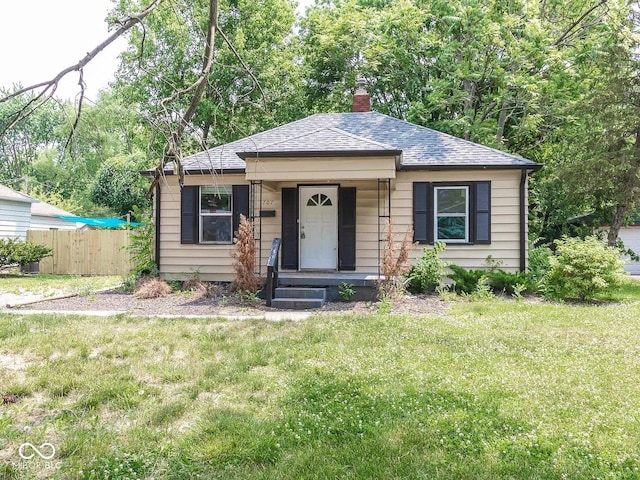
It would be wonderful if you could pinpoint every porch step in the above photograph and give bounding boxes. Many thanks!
[271,287,327,310]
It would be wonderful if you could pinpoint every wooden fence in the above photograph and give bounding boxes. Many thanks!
[27,230,133,275]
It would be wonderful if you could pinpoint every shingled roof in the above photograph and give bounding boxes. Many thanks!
[168,111,540,174]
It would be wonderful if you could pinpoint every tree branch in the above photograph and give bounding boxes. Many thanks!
[554,0,609,47]
[0,0,164,138]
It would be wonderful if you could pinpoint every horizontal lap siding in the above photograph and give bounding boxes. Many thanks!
[393,170,524,271]
[246,157,396,181]
[159,175,250,281]
[157,170,526,280]
[0,200,31,240]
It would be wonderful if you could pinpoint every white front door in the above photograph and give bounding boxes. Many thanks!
[299,186,338,270]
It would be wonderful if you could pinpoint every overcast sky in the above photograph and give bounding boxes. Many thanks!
[0,0,314,102]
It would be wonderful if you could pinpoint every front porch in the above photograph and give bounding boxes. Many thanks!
[277,271,381,302]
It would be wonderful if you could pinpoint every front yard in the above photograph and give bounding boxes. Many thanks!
[1,294,639,478]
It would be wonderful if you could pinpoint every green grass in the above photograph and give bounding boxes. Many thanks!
[0,274,122,297]
[1,295,640,478]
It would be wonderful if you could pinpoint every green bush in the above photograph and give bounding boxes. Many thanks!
[448,265,487,294]
[406,242,447,293]
[125,208,156,277]
[528,244,553,286]
[0,238,52,267]
[487,269,531,295]
[448,264,531,295]
[543,236,626,300]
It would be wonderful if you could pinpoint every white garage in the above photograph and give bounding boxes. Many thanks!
[617,225,640,274]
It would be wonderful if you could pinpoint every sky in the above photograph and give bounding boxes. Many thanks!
[0,0,125,101]
[0,0,315,102]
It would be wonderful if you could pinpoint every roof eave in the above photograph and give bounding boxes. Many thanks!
[141,168,246,177]
[399,163,544,172]
[237,150,402,159]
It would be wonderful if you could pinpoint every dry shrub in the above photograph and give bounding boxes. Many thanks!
[134,276,172,299]
[231,215,261,293]
[379,220,416,298]
[182,279,226,299]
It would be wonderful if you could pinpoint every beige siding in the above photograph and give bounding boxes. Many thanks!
[245,156,396,181]
[157,169,528,281]
[391,170,525,272]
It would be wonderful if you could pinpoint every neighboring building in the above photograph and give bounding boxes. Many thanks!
[616,221,640,274]
[30,200,84,231]
[145,87,542,283]
[0,184,38,240]
[0,184,83,240]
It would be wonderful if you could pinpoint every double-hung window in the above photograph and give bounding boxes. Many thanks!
[435,186,469,242]
[413,181,490,245]
[200,186,232,243]
[180,184,249,245]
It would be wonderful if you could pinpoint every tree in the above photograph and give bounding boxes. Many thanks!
[0,88,66,187]
[91,154,151,218]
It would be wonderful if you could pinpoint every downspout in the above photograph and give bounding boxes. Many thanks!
[519,169,528,272]
[155,184,161,273]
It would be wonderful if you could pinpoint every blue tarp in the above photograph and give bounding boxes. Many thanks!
[55,215,141,228]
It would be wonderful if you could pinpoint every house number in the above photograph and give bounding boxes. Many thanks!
[262,200,274,206]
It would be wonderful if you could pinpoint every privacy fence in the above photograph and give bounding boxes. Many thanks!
[27,230,133,275]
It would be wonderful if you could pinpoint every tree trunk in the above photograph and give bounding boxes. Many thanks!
[496,96,510,144]
[608,202,629,246]
[607,127,640,246]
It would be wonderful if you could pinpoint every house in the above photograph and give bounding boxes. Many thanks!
[0,184,38,240]
[145,86,542,286]
[30,199,85,231]
[0,184,84,241]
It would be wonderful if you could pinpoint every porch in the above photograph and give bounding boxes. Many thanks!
[277,271,380,302]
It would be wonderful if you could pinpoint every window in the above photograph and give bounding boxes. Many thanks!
[413,181,491,245]
[306,193,333,206]
[435,186,468,242]
[181,185,249,245]
[200,186,232,243]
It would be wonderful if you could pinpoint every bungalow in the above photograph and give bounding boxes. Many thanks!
[146,86,542,288]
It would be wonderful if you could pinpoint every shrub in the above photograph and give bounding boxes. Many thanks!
[528,244,553,287]
[448,264,531,295]
[134,276,172,299]
[448,265,488,294]
[338,282,356,301]
[488,269,531,295]
[0,238,52,267]
[379,220,416,298]
[125,208,156,278]
[406,242,447,293]
[543,235,626,300]
[231,215,261,293]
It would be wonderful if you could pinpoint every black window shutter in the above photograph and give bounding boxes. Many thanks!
[338,187,357,271]
[281,187,299,270]
[472,181,491,244]
[413,182,433,244]
[232,185,250,237]
[180,186,198,244]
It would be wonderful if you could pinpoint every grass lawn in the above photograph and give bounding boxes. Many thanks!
[0,274,122,298]
[1,294,640,478]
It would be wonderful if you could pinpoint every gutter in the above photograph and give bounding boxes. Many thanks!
[399,163,544,171]
[155,184,161,273]
[520,169,528,272]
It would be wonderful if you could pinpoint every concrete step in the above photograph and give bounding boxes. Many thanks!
[274,287,326,300]
[270,297,325,310]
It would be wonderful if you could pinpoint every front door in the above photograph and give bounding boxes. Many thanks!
[299,186,338,270]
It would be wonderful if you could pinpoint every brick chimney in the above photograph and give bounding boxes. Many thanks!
[352,77,371,112]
